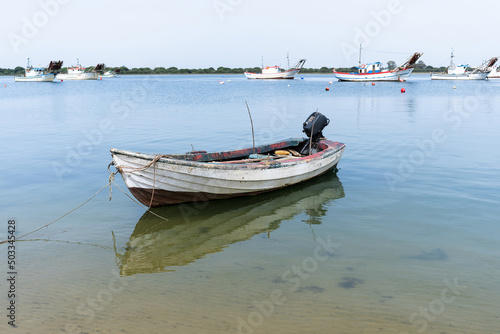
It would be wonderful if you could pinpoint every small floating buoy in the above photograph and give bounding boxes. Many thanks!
[399,78,403,82]
[219,81,225,84]
[3,84,6,87]
[325,87,330,91]
[288,84,290,87]
[401,88,406,93]
[453,86,456,89]
[227,79,231,82]
[301,77,304,79]
[60,79,63,82]
[372,82,375,86]
[329,81,332,84]
[100,77,102,80]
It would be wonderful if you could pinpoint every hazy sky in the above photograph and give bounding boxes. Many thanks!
[1,0,498,69]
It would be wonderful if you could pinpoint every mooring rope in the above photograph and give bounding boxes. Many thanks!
[0,172,168,245]
[0,182,110,245]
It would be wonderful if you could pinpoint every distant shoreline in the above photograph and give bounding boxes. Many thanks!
[0,70,441,77]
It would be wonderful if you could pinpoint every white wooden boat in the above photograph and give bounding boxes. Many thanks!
[431,50,497,80]
[57,59,99,80]
[487,66,500,78]
[116,173,344,276]
[244,58,306,79]
[332,47,422,82]
[14,58,62,82]
[110,113,345,207]
[102,68,120,77]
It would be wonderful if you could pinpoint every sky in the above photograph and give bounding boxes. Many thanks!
[1,0,499,69]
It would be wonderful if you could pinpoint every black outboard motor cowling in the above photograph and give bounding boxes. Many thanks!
[303,112,330,142]
[298,112,330,155]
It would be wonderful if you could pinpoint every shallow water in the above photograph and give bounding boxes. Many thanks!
[1,73,499,333]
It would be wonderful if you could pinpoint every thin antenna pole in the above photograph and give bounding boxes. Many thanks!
[245,101,256,153]
[309,109,318,155]
[358,44,362,67]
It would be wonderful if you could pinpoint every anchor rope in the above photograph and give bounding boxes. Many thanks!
[0,172,168,245]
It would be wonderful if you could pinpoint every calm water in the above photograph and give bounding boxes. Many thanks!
[1,74,499,333]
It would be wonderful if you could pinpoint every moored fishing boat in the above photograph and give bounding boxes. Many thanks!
[244,57,306,79]
[431,50,497,80]
[332,46,422,82]
[102,67,121,78]
[14,58,63,82]
[487,66,500,78]
[56,59,102,80]
[110,112,345,207]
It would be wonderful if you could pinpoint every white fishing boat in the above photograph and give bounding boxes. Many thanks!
[244,57,306,79]
[57,59,100,80]
[102,68,120,78]
[431,50,497,80]
[487,66,500,78]
[332,46,422,82]
[14,58,62,82]
[109,112,345,207]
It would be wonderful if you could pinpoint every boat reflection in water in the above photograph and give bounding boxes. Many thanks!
[116,172,344,276]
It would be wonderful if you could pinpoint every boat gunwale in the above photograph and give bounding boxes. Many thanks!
[111,138,345,171]
[332,68,413,76]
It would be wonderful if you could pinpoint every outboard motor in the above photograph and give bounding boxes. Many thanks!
[297,112,330,155]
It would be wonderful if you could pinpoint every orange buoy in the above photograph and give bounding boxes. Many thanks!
[325,87,330,91]
[401,88,406,93]
[372,82,375,86]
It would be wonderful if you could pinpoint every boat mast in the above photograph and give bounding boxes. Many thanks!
[450,48,455,68]
[287,52,290,69]
[358,44,362,67]
[261,56,264,69]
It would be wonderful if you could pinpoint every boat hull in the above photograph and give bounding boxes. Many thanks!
[14,73,55,82]
[431,72,489,80]
[111,138,345,206]
[332,68,414,82]
[244,69,300,79]
[57,72,99,80]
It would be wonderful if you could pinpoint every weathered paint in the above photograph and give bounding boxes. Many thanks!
[110,138,345,206]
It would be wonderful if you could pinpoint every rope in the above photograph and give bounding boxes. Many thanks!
[0,171,168,245]
[111,179,168,221]
[0,182,110,245]
[117,155,164,173]
[113,155,165,208]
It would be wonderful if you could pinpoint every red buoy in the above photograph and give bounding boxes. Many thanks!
[61,79,63,82]
[325,87,330,91]
[372,82,375,86]
[401,88,406,93]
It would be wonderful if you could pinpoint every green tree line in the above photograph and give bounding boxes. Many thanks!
[0,61,451,76]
